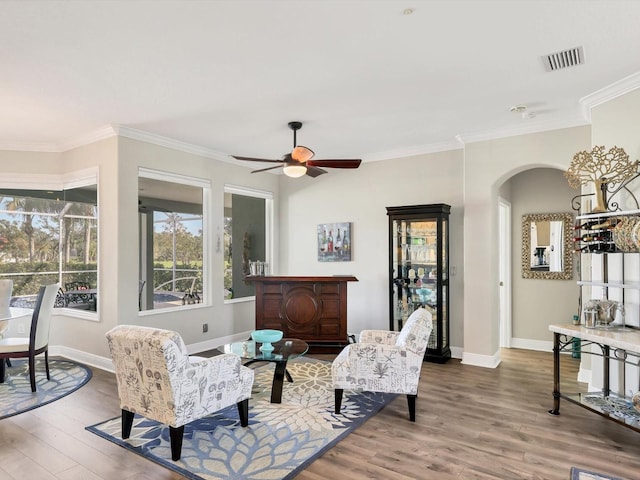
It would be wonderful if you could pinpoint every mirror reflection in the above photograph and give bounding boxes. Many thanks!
[529,219,564,272]
[522,213,573,280]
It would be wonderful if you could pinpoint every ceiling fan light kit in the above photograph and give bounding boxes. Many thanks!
[232,121,362,178]
[283,164,307,178]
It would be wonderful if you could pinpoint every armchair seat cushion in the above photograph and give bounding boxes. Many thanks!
[0,337,30,353]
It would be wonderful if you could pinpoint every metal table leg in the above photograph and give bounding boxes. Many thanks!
[549,331,561,415]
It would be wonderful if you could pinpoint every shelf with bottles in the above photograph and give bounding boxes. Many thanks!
[392,296,437,329]
[393,266,438,283]
[573,214,627,254]
[397,243,438,264]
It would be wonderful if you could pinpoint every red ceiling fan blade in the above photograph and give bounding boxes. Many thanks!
[305,166,327,177]
[251,165,283,174]
[306,159,362,169]
[233,156,285,164]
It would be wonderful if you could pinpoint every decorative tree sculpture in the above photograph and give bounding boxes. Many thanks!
[565,145,638,213]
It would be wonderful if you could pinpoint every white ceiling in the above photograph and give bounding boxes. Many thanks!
[2,1,640,168]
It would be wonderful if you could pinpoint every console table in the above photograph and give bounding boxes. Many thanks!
[246,275,358,353]
[548,324,640,432]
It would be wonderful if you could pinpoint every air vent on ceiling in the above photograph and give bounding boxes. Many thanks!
[543,46,585,72]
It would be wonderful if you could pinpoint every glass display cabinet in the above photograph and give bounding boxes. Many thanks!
[386,203,450,363]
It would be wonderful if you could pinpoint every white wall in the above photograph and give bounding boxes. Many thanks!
[509,168,577,348]
[278,149,465,350]
[0,136,281,364]
[116,137,280,350]
[463,126,591,366]
[0,122,609,367]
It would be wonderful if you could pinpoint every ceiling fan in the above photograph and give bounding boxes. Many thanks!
[232,121,362,178]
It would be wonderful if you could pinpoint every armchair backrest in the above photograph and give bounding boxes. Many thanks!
[395,307,433,357]
[105,325,190,425]
[32,283,60,351]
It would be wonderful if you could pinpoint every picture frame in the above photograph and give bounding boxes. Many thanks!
[317,222,351,262]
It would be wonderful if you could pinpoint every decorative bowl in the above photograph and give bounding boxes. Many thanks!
[251,329,283,353]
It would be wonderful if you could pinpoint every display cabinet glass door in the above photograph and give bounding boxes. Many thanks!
[391,219,438,328]
[387,204,450,362]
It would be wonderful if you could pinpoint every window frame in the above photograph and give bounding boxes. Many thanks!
[0,168,99,321]
[138,167,211,315]
[223,184,274,304]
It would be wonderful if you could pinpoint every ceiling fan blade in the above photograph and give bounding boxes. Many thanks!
[251,165,283,174]
[306,159,362,169]
[233,155,285,164]
[305,166,327,177]
[292,145,315,163]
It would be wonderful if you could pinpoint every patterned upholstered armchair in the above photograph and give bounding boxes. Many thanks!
[332,307,433,421]
[105,325,254,460]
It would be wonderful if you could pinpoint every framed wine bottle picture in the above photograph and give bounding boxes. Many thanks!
[317,222,352,262]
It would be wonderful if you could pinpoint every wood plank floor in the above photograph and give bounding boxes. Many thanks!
[2,348,640,479]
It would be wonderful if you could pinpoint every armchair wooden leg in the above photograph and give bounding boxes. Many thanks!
[169,425,185,461]
[407,394,417,422]
[237,398,249,427]
[335,389,344,414]
[5,359,11,367]
[121,409,135,439]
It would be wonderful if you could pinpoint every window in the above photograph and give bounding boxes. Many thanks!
[224,185,273,300]
[0,183,98,313]
[138,169,209,311]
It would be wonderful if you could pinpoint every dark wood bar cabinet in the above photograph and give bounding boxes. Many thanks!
[246,275,358,353]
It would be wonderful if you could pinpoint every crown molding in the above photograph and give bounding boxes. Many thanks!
[0,125,118,153]
[363,139,463,163]
[580,71,640,122]
[59,124,118,151]
[0,140,63,152]
[456,116,589,145]
[114,125,235,164]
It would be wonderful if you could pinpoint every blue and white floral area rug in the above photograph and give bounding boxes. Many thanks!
[571,467,626,480]
[87,358,395,480]
[0,358,93,419]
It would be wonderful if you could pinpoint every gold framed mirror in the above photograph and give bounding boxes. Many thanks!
[522,212,573,280]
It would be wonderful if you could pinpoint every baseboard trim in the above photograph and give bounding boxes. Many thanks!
[49,330,254,373]
[50,345,114,372]
[510,337,553,353]
[461,350,501,368]
[450,346,463,360]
